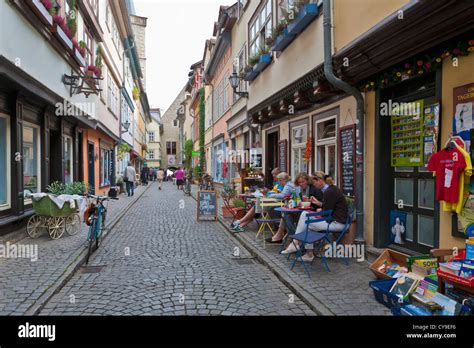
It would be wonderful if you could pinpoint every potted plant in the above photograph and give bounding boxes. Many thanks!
[85,65,96,78]
[252,46,272,73]
[94,46,103,78]
[341,196,357,244]
[266,20,287,47]
[28,0,54,26]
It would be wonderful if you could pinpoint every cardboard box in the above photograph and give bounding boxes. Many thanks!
[369,249,410,279]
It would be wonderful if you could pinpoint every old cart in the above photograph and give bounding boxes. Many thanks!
[26,195,82,240]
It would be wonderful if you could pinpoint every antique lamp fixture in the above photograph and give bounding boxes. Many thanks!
[229,72,248,98]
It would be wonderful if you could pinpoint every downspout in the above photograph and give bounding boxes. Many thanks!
[323,0,365,243]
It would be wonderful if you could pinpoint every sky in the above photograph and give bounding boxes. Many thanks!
[134,0,236,113]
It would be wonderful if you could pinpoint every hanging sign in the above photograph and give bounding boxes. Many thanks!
[338,125,356,197]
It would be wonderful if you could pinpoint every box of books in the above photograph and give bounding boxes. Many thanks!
[369,249,409,279]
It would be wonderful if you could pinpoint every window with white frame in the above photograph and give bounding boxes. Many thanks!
[147,150,155,160]
[315,116,337,182]
[100,148,112,186]
[249,0,272,57]
[63,135,74,184]
[148,131,155,142]
[223,71,229,111]
[23,123,41,201]
[291,125,308,176]
[0,114,10,210]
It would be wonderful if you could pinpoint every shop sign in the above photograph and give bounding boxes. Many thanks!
[338,125,356,197]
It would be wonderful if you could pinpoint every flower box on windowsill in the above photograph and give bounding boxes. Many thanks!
[287,3,319,35]
[243,69,259,82]
[270,28,296,52]
[253,53,272,73]
[51,23,73,52]
[28,0,53,27]
[73,48,86,67]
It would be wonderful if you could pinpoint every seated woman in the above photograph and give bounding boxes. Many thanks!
[231,172,298,232]
[266,172,323,244]
[281,171,348,261]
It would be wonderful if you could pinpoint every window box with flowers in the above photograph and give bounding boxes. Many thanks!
[72,40,86,67]
[28,0,54,27]
[269,27,295,52]
[51,15,73,51]
[243,47,272,81]
[287,2,319,36]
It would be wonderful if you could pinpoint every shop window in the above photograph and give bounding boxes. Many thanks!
[0,115,10,210]
[418,215,435,247]
[23,124,41,201]
[405,213,414,242]
[100,148,112,187]
[418,179,435,210]
[63,136,74,184]
[394,178,414,207]
[315,117,337,180]
[291,125,307,176]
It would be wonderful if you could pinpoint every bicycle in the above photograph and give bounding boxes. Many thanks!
[183,175,192,196]
[199,173,214,191]
[84,194,118,264]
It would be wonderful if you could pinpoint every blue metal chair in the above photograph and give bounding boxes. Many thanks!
[323,207,354,266]
[287,210,333,278]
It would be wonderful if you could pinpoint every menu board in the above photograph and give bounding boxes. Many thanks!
[197,190,217,221]
[278,140,287,172]
[390,99,424,167]
[338,125,356,197]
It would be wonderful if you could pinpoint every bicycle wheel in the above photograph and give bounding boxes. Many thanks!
[65,213,81,236]
[97,211,106,249]
[86,220,96,265]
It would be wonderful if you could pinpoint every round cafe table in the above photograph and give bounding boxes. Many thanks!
[274,207,309,252]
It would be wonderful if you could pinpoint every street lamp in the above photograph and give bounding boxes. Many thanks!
[229,72,248,98]
[121,120,131,134]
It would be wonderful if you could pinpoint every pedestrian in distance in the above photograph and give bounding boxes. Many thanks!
[156,167,164,190]
[123,161,137,197]
[175,167,185,190]
[141,165,149,185]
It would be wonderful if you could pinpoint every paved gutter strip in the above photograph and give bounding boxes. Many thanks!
[189,188,332,316]
[25,184,153,316]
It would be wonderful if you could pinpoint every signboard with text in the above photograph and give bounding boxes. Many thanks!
[338,125,356,197]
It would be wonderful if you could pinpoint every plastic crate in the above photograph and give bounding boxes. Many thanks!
[369,278,409,309]
[32,196,76,217]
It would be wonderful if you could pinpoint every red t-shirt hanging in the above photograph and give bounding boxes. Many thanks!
[427,147,466,203]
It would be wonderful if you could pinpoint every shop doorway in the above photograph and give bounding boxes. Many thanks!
[87,142,95,194]
[265,129,279,187]
[49,130,62,183]
[375,72,441,254]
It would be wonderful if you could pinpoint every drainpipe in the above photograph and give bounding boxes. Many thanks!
[323,0,365,243]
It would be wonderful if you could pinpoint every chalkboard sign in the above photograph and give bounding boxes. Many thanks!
[338,125,356,197]
[197,190,217,221]
[278,140,287,172]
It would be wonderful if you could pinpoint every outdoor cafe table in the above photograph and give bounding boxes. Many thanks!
[274,207,307,252]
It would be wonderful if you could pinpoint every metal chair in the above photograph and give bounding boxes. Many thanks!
[255,198,283,240]
[325,207,354,266]
[287,210,333,278]
[221,194,245,225]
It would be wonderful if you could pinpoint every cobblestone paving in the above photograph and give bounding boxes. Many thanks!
[194,185,390,316]
[0,185,149,315]
[39,182,314,316]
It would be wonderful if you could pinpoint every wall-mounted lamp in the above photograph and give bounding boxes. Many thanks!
[229,72,248,98]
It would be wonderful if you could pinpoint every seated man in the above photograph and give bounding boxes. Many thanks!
[281,171,348,262]
[231,172,298,232]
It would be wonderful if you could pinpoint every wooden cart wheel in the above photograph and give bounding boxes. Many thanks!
[27,215,43,239]
[65,213,81,236]
[48,216,66,240]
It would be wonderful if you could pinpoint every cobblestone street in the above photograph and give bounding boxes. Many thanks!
[38,182,314,316]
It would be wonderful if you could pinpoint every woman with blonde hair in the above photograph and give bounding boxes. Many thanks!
[231,172,299,232]
[281,171,348,261]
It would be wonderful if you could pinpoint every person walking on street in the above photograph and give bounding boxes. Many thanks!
[124,162,136,197]
[141,165,149,185]
[156,168,164,190]
[175,167,185,190]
